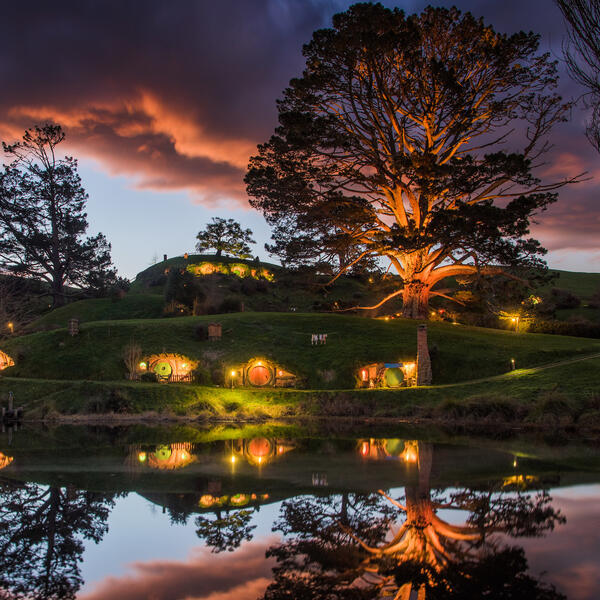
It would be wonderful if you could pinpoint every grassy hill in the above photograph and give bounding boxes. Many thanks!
[3,313,599,390]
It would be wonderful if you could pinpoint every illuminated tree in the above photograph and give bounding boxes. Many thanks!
[0,479,115,600]
[261,442,565,599]
[557,0,600,151]
[195,217,255,259]
[0,125,118,306]
[246,4,577,318]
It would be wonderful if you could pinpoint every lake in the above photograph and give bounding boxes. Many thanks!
[1,422,599,599]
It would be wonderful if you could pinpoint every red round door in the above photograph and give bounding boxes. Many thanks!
[248,365,271,386]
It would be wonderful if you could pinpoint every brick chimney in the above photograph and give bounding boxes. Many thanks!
[416,324,432,385]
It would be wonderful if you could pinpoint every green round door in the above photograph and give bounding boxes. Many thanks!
[154,361,172,380]
[154,445,172,461]
[384,367,404,388]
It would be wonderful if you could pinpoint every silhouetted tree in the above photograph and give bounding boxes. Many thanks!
[247,4,577,318]
[261,442,565,599]
[0,125,118,306]
[195,508,257,553]
[195,217,255,259]
[557,0,600,151]
[0,479,116,600]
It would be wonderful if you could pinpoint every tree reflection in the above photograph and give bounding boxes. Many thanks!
[262,442,566,599]
[195,508,257,553]
[0,478,116,600]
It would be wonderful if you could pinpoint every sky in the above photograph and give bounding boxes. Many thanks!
[1,0,598,278]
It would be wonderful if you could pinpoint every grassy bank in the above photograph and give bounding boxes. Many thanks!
[3,313,600,389]
[2,354,599,430]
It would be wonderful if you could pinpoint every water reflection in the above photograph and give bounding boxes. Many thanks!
[0,429,594,599]
[262,441,566,599]
[0,480,116,600]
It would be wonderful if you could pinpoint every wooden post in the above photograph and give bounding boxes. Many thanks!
[68,318,79,336]
[416,324,432,386]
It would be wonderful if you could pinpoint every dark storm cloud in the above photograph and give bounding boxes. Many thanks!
[0,0,598,252]
[0,0,339,203]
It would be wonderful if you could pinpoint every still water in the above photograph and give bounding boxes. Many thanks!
[0,423,599,599]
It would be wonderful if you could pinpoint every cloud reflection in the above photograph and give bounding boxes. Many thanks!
[80,542,274,600]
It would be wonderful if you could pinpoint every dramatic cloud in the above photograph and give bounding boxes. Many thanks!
[1,0,598,255]
[80,541,275,600]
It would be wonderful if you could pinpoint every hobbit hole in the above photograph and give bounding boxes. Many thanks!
[0,351,14,370]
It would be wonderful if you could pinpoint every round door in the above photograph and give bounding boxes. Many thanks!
[247,364,272,386]
[384,367,404,388]
[154,361,172,380]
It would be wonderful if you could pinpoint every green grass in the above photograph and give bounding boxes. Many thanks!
[3,313,600,389]
[542,270,600,299]
[27,294,165,331]
[1,355,598,428]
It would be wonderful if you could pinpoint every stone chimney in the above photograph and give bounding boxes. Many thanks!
[416,324,432,386]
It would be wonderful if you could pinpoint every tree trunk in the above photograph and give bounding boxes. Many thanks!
[401,282,429,319]
[216,248,222,257]
[52,279,66,307]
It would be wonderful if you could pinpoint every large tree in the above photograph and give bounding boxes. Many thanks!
[0,125,118,306]
[195,217,255,259]
[246,4,577,319]
[557,0,600,151]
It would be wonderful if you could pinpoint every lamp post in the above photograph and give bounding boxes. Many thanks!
[511,316,520,332]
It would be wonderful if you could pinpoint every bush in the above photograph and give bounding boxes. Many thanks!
[192,365,211,384]
[529,319,600,338]
[211,368,225,386]
[218,296,243,313]
[550,288,581,309]
[140,371,157,383]
[195,324,208,340]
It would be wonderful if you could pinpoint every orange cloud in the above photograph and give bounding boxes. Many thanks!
[80,541,275,600]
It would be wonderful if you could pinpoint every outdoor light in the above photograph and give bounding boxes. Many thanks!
[511,358,516,370]
[257,361,262,366]
[182,363,187,368]
[513,458,518,468]
[230,455,236,464]
[139,362,147,370]
[7,322,13,334]
[138,452,147,463]
[231,370,236,377]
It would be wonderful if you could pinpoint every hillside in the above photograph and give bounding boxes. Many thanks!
[2,313,599,390]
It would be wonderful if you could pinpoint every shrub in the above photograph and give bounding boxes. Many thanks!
[140,371,157,383]
[192,365,211,384]
[550,288,581,309]
[218,296,242,313]
[195,324,208,340]
[211,368,225,386]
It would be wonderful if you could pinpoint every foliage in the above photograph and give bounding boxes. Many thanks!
[557,0,600,151]
[195,217,255,259]
[195,509,256,553]
[0,480,115,599]
[0,125,118,306]
[549,287,581,310]
[164,268,205,311]
[246,4,576,319]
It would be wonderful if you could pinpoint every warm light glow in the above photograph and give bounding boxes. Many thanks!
[182,363,187,368]
[230,455,236,464]
[7,322,13,333]
[361,442,369,456]
[231,370,236,377]
[513,458,518,468]
[257,361,262,366]
[139,362,147,370]
[138,452,147,463]
[257,456,262,464]
[511,317,517,322]
[361,369,368,381]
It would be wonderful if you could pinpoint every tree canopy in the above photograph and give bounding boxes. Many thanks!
[195,217,255,259]
[246,4,577,318]
[557,0,600,151]
[0,125,118,306]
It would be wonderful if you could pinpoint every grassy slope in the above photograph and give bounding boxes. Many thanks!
[2,313,599,389]
[28,294,164,330]
[544,269,600,299]
[1,355,598,427]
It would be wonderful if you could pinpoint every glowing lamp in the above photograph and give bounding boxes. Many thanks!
[230,455,236,464]
[182,363,187,368]
[139,362,147,370]
[361,442,369,456]
[257,361,262,366]
[231,370,236,377]
[138,452,147,463]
